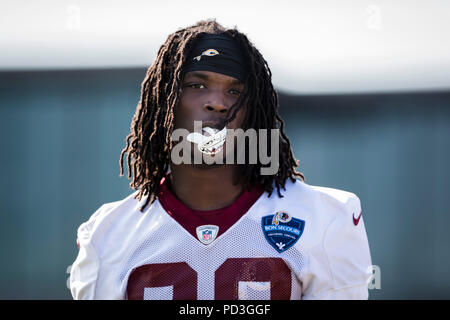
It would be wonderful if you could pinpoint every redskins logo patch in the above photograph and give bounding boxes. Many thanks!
[262,212,305,253]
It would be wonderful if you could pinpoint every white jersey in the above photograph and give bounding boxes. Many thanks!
[70,178,372,300]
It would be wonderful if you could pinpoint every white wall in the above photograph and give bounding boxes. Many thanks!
[1,0,450,94]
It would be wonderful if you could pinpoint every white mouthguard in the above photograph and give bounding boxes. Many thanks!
[187,126,227,155]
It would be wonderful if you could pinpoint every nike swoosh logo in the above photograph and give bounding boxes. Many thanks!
[353,211,362,226]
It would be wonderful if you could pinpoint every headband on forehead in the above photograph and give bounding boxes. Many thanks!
[182,33,247,83]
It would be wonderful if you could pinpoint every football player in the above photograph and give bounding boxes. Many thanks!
[70,20,372,300]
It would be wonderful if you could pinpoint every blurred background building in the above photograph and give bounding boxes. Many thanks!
[0,0,449,299]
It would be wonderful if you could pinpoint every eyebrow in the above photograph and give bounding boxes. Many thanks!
[184,71,243,85]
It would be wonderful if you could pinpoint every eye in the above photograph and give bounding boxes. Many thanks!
[185,83,206,89]
[229,88,242,96]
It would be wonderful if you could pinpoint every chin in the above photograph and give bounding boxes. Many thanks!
[192,162,226,170]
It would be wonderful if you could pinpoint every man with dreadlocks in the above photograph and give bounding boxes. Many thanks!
[70,20,372,300]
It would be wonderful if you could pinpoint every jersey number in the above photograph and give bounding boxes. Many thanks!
[127,257,291,300]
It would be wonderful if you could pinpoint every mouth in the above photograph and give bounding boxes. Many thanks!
[186,121,227,155]
[199,126,227,155]
[201,120,225,131]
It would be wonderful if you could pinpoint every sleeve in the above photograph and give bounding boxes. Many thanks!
[69,206,103,300]
[301,194,372,300]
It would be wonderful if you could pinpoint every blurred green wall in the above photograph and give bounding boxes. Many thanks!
[0,69,449,299]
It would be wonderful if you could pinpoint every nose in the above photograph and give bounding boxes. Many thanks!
[203,91,228,114]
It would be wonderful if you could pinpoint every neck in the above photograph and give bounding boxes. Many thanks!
[168,163,244,211]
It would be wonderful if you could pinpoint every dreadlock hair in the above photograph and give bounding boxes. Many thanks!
[119,19,305,212]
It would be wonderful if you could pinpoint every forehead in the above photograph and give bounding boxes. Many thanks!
[183,70,243,85]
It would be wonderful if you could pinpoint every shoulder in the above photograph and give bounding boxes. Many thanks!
[273,179,371,297]
[76,191,152,250]
[282,178,360,211]
[253,178,365,251]
[263,178,361,226]
[71,191,165,299]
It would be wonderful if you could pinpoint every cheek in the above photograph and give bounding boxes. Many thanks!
[229,106,247,129]
[172,103,184,130]
[174,94,196,129]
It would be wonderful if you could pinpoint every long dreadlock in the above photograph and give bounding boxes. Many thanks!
[119,19,305,212]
